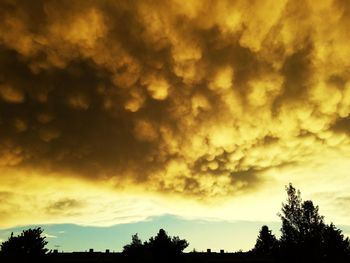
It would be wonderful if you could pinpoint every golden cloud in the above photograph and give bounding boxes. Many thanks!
[1,0,350,227]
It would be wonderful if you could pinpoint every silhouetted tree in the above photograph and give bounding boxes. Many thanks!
[279,183,303,249]
[278,184,350,262]
[171,235,189,253]
[145,228,188,262]
[122,229,188,262]
[0,227,48,261]
[322,223,350,262]
[253,225,278,255]
[122,233,147,261]
[123,233,143,253]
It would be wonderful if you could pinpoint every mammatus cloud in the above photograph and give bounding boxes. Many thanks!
[1,0,350,227]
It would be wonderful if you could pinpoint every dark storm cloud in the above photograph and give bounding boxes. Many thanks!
[0,47,153,178]
[331,117,350,135]
[46,198,84,216]
[0,0,350,199]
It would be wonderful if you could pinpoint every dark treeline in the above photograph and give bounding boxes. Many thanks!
[1,184,349,262]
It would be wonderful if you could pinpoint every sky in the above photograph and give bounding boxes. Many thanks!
[1,0,350,252]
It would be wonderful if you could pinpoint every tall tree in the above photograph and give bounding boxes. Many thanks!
[279,183,303,247]
[278,184,350,262]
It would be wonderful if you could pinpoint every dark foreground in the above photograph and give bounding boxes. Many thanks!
[2,251,349,263]
[1,251,275,263]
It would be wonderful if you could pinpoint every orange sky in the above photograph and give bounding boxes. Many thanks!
[0,0,350,232]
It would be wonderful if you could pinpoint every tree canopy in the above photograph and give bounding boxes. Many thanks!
[0,227,48,259]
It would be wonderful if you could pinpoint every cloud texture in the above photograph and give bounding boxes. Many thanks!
[1,0,350,227]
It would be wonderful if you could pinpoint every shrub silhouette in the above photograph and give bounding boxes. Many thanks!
[0,227,48,261]
[253,225,278,255]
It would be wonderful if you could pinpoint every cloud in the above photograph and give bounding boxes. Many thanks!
[43,233,57,239]
[46,198,84,216]
[0,0,350,227]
